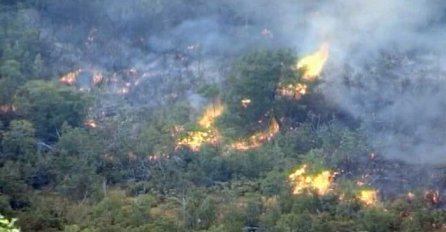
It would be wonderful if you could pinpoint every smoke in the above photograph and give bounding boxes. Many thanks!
[28,0,446,163]
[296,0,446,164]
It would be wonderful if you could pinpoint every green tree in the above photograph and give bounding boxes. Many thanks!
[183,190,217,230]
[218,49,296,138]
[1,120,36,160]
[358,208,397,232]
[53,125,102,201]
[14,80,91,142]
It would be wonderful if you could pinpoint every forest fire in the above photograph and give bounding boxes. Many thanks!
[358,189,378,206]
[176,103,224,151]
[84,119,97,128]
[230,117,280,151]
[198,103,224,128]
[176,130,220,151]
[277,83,308,100]
[288,164,334,195]
[60,69,82,85]
[60,69,103,87]
[241,98,252,108]
[297,42,329,80]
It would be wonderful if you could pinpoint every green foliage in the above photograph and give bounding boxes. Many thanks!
[260,169,287,196]
[358,208,398,232]
[183,190,217,230]
[218,49,296,138]
[62,190,177,232]
[14,81,91,141]
[1,120,36,160]
[50,125,103,201]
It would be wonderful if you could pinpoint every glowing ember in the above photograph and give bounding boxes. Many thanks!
[84,119,97,128]
[289,164,334,195]
[176,103,224,151]
[241,98,252,108]
[118,87,130,95]
[60,69,103,87]
[277,83,308,100]
[147,154,169,161]
[297,42,329,80]
[230,117,280,151]
[358,189,378,206]
[60,69,82,85]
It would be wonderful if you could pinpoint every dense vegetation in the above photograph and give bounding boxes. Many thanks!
[0,1,445,232]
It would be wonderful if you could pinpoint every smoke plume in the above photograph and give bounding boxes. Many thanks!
[299,0,446,164]
[31,0,446,163]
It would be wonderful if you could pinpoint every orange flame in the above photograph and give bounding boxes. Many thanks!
[289,164,334,195]
[60,69,103,86]
[358,189,378,206]
[60,69,82,85]
[230,117,280,151]
[176,103,224,151]
[297,42,329,80]
[198,104,224,129]
[176,130,220,151]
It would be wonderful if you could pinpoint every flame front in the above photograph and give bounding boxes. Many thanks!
[230,117,280,151]
[289,164,334,195]
[358,189,378,206]
[198,104,224,129]
[176,103,224,151]
[297,42,329,80]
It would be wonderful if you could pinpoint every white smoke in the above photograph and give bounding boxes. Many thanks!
[294,0,446,163]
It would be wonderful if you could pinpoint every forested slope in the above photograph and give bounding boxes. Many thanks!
[1,1,446,231]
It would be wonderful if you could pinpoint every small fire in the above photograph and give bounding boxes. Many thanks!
[60,69,103,86]
[288,164,334,195]
[358,189,378,206]
[147,154,170,161]
[297,42,329,80]
[117,86,130,95]
[84,119,97,128]
[230,117,280,151]
[241,98,252,108]
[277,83,308,100]
[60,69,82,85]
[176,103,224,151]
[176,130,220,151]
